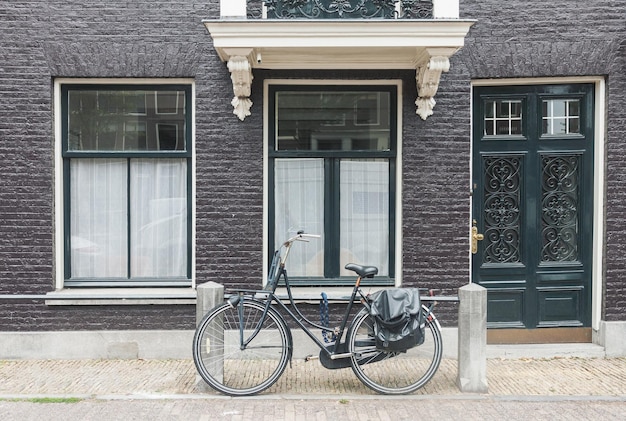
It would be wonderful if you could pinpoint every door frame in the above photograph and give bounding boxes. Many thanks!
[470,77,606,331]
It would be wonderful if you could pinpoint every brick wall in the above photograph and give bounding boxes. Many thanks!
[0,0,624,330]
[0,1,222,330]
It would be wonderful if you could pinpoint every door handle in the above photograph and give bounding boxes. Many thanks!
[471,219,484,254]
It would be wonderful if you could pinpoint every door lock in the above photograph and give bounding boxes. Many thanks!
[471,219,484,254]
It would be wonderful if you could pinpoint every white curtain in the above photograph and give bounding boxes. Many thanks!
[274,158,324,277]
[70,158,187,279]
[130,159,187,278]
[340,159,389,276]
[70,159,128,278]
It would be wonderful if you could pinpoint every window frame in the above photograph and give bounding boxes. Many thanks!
[56,80,194,288]
[266,82,399,287]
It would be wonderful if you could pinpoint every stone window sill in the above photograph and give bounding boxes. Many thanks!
[45,288,196,306]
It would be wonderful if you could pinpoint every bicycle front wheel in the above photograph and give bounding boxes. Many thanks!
[192,299,291,396]
[347,306,443,394]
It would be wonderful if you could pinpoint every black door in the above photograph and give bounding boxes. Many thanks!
[472,84,594,330]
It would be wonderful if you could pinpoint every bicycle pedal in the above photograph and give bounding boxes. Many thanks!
[304,354,319,362]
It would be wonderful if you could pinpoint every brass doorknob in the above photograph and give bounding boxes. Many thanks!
[471,220,484,254]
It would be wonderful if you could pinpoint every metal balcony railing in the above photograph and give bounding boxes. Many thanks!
[256,0,434,19]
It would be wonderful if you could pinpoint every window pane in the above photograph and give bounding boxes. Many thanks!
[340,159,389,276]
[274,158,325,277]
[68,89,186,151]
[276,91,390,151]
[484,100,522,136]
[542,99,581,135]
[130,159,187,278]
[70,159,128,278]
[496,120,509,135]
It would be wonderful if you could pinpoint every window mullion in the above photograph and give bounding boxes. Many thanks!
[324,158,341,278]
[127,158,132,279]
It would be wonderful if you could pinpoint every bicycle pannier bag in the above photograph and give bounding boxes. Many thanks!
[369,288,424,352]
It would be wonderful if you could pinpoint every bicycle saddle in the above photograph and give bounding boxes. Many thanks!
[344,263,378,278]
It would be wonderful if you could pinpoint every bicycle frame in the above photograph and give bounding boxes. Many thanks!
[229,265,366,361]
[227,231,438,363]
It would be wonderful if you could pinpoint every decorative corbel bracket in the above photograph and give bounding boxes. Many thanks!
[415,56,451,120]
[224,48,255,121]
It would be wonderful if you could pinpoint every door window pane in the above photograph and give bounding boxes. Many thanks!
[482,155,522,264]
[484,100,523,136]
[541,154,580,262]
[542,99,581,135]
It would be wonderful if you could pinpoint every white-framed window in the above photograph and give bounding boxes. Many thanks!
[54,79,194,288]
[264,80,403,286]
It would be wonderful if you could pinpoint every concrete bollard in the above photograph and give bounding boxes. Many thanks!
[457,283,488,393]
[196,281,224,326]
[195,281,225,390]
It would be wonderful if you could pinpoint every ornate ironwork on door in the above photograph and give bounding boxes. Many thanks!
[263,0,434,19]
[483,155,522,264]
[541,154,580,262]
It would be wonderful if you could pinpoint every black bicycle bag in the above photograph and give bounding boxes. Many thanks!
[369,288,424,352]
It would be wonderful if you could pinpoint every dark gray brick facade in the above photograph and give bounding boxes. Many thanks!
[0,0,624,330]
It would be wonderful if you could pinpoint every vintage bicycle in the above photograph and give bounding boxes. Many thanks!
[192,232,443,396]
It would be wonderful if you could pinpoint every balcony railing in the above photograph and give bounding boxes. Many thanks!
[222,0,460,20]
[262,0,433,19]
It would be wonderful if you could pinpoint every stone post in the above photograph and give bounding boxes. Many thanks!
[196,281,224,326]
[457,283,488,393]
[195,282,225,390]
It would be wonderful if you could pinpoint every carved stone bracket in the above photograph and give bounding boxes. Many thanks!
[225,50,254,121]
[415,56,450,120]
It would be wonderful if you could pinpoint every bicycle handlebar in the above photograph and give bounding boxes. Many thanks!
[279,231,320,266]
[282,231,321,247]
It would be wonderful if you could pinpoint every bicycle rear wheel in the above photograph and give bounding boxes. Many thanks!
[192,299,291,396]
[347,306,443,394]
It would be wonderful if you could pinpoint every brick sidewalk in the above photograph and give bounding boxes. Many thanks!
[0,357,624,397]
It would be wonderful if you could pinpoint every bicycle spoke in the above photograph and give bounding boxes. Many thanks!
[348,306,442,394]
[193,300,290,396]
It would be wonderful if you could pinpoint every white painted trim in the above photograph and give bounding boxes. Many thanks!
[204,20,474,70]
[45,288,196,306]
[52,78,197,293]
[220,0,246,19]
[467,82,475,283]
[433,0,460,19]
[190,82,198,289]
[470,76,607,331]
[592,78,606,331]
[53,81,64,290]
[472,76,605,86]
[262,79,404,287]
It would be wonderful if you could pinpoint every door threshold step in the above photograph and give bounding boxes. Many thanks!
[487,342,605,359]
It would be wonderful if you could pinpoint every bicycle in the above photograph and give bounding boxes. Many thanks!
[192,232,443,396]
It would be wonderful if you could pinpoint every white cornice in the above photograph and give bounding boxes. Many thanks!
[203,19,474,120]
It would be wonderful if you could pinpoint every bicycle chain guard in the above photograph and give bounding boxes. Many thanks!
[318,342,352,370]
